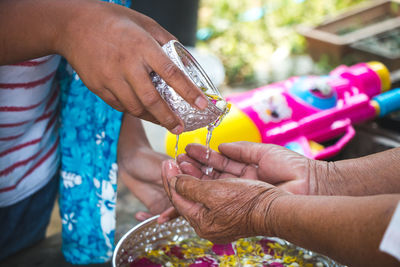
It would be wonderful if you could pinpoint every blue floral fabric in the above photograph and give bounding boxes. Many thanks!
[58,0,130,263]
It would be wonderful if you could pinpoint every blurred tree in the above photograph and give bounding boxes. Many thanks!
[197,0,365,85]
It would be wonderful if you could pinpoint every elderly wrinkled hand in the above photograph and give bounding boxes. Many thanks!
[161,160,287,244]
[177,142,321,195]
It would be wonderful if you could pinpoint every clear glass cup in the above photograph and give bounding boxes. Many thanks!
[151,40,228,132]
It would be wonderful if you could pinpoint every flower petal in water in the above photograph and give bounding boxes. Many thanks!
[212,243,235,256]
[268,262,285,267]
[189,256,219,267]
[129,257,161,267]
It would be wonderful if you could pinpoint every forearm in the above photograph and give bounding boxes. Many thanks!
[118,114,151,164]
[1,0,59,63]
[313,147,400,196]
[117,114,171,215]
[268,194,400,267]
[117,114,168,183]
[0,0,104,64]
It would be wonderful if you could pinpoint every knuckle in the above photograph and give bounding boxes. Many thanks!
[86,80,102,93]
[161,62,181,81]
[221,157,230,172]
[101,69,114,82]
[127,104,145,117]
[96,89,118,106]
[117,52,127,64]
[146,20,161,33]
[134,35,148,48]
[108,100,123,111]
[140,90,162,108]
[162,115,178,129]
[179,86,193,100]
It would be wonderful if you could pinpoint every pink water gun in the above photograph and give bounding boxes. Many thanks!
[166,62,400,159]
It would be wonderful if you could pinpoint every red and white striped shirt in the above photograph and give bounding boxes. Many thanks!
[0,55,60,207]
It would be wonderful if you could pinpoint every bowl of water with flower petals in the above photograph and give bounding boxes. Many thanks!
[113,216,345,267]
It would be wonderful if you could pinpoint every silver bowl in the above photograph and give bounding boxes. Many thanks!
[152,40,228,132]
[113,216,345,267]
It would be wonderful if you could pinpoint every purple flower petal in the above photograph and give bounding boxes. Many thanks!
[268,262,285,267]
[212,243,235,256]
[259,238,276,255]
[164,245,184,259]
[129,257,162,267]
[189,256,219,267]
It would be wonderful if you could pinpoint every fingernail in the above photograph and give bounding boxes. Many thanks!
[171,125,183,135]
[169,176,177,188]
[136,213,147,221]
[195,96,208,110]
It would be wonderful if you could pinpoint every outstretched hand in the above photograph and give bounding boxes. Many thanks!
[117,116,178,223]
[161,160,287,244]
[118,146,173,220]
[177,142,322,195]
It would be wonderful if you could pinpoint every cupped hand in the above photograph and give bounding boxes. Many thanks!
[161,160,287,244]
[56,0,208,134]
[118,147,181,223]
[177,142,325,195]
[117,116,180,223]
[118,146,170,218]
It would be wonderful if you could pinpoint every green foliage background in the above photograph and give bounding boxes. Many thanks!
[197,0,366,85]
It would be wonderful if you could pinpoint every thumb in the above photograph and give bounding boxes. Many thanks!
[167,175,203,220]
[173,175,206,204]
[158,207,179,224]
[161,160,181,199]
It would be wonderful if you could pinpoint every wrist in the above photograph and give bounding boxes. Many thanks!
[250,188,290,237]
[263,193,299,238]
[118,145,152,170]
[307,159,345,196]
[320,148,400,196]
[118,115,153,170]
[52,0,109,56]
[39,0,82,54]
[308,158,370,196]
